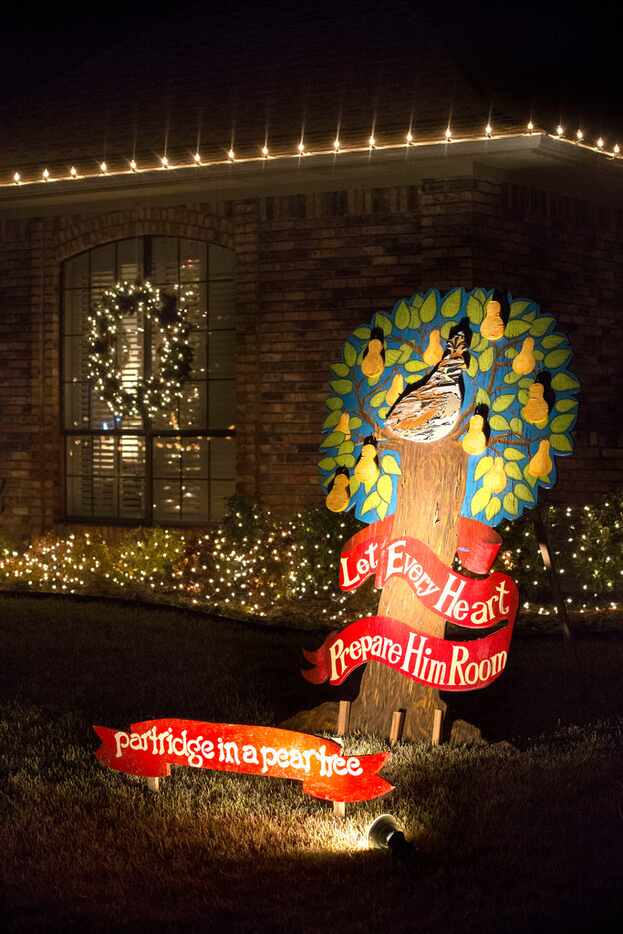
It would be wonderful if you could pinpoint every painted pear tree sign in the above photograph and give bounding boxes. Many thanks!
[308,288,579,739]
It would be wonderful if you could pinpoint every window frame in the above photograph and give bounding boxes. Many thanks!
[61,235,236,527]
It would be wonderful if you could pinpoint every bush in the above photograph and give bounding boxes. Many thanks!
[0,497,621,627]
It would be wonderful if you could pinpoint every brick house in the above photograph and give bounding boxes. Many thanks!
[1,27,622,542]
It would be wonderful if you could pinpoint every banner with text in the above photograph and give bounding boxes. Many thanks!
[303,614,514,691]
[94,719,393,802]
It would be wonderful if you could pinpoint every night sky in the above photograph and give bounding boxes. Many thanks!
[2,1,622,137]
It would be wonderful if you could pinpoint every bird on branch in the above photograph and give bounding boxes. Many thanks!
[385,333,468,443]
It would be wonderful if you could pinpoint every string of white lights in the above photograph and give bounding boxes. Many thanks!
[4,122,622,190]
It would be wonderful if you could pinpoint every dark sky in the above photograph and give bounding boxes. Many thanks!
[3,1,622,135]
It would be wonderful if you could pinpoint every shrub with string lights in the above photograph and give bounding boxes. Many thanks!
[0,498,621,627]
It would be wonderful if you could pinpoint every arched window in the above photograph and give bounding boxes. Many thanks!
[63,236,236,524]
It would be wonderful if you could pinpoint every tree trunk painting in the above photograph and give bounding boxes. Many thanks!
[349,438,467,740]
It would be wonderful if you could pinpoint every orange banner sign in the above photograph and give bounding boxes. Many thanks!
[94,719,393,802]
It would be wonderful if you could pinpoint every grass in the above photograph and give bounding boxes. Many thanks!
[1,594,623,932]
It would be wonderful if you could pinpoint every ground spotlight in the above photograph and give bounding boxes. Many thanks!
[367,814,414,860]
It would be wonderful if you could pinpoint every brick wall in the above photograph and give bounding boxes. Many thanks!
[0,175,622,540]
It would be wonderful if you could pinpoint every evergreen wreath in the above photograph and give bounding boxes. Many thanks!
[87,280,195,420]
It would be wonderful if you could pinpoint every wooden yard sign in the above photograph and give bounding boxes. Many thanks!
[309,288,579,739]
[94,719,393,802]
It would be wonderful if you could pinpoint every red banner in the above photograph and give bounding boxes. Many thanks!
[339,521,517,631]
[303,614,514,691]
[94,719,393,802]
[304,520,518,692]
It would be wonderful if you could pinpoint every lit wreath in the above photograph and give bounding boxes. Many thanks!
[87,280,195,420]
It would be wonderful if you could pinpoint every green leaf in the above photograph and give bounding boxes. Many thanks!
[550,433,573,453]
[381,455,401,475]
[420,291,438,323]
[318,457,336,471]
[377,500,389,520]
[330,379,353,395]
[544,348,572,369]
[410,307,421,329]
[405,359,428,373]
[349,476,361,495]
[385,348,401,366]
[503,492,519,516]
[467,356,478,378]
[467,294,484,325]
[331,362,350,376]
[504,370,522,384]
[441,288,462,318]
[471,487,492,516]
[350,416,363,429]
[440,322,453,338]
[485,497,502,521]
[336,454,355,468]
[505,319,531,338]
[343,343,357,367]
[354,326,371,340]
[509,300,532,319]
[377,474,393,503]
[514,483,535,503]
[479,347,494,372]
[555,398,577,413]
[323,410,341,429]
[530,316,555,337]
[504,447,525,461]
[492,394,515,413]
[378,406,389,419]
[474,455,493,481]
[550,414,575,433]
[524,468,538,488]
[326,397,343,411]
[489,414,509,431]
[475,388,491,407]
[505,346,518,358]
[518,389,529,405]
[510,417,523,434]
[375,313,392,336]
[504,462,523,481]
[320,431,343,448]
[395,302,410,330]
[338,440,354,455]
[362,491,382,514]
[542,333,565,349]
[551,371,580,391]
[398,342,413,363]
[370,391,386,408]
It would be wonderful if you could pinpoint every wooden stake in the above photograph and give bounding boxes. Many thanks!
[389,709,406,745]
[336,699,351,735]
[431,708,444,747]
[146,776,160,792]
[333,700,351,819]
[533,507,571,640]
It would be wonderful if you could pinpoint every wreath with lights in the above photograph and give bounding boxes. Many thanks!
[87,280,194,420]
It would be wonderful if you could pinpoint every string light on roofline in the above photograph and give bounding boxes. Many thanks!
[7,118,623,189]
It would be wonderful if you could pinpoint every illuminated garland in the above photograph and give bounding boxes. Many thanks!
[87,281,194,420]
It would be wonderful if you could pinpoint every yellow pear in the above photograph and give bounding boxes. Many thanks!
[386,373,404,406]
[522,383,549,427]
[326,473,350,512]
[512,336,536,375]
[354,442,379,486]
[481,300,505,341]
[336,412,351,438]
[483,456,507,493]
[362,338,385,378]
[423,329,444,366]
[527,439,553,478]
[461,414,487,455]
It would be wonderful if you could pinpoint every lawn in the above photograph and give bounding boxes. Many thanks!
[1,593,623,933]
